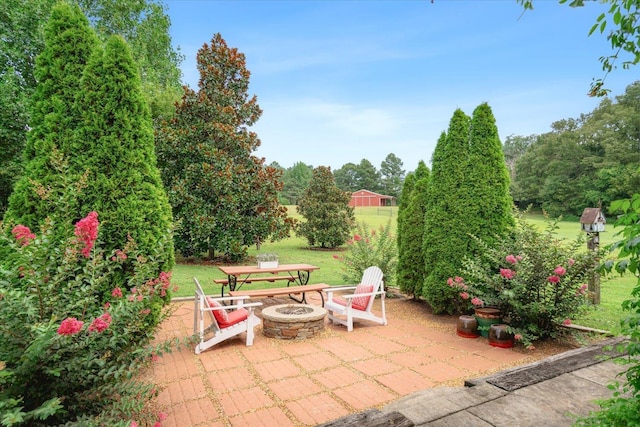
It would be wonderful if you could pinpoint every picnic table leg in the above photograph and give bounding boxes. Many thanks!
[220,275,237,299]
[297,270,310,285]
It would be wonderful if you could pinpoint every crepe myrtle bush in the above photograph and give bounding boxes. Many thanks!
[450,215,599,349]
[0,212,182,426]
[334,220,397,286]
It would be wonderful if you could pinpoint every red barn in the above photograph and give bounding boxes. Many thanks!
[349,189,396,207]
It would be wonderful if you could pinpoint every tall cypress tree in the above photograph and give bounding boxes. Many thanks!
[76,34,174,273]
[4,2,98,228]
[421,105,514,314]
[396,161,430,297]
[423,113,472,314]
[466,102,514,242]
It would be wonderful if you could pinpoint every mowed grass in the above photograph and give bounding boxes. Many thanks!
[172,207,636,335]
[172,206,398,297]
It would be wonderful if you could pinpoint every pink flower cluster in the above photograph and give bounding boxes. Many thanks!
[74,211,99,258]
[576,283,588,296]
[57,317,84,335]
[88,312,112,333]
[57,312,112,336]
[500,268,515,279]
[447,277,484,306]
[505,254,522,264]
[141,271,173,298]
[548,264,568,284]
[111,249,127,262]
[12,225,36,246]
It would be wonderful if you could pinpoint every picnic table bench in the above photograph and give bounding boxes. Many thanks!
[229,283,326,306]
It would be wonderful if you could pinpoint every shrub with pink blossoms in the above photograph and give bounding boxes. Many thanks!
[0,211,180,425]
[334,220,397,286]
[449,214,599,348]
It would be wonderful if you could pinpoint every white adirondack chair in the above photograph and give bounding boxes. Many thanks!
[324,266,387,332]
[193,277,262,354]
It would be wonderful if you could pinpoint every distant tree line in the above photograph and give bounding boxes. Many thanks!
[507,80,640,218]
[271,153,407,205]
[273,80,640,219]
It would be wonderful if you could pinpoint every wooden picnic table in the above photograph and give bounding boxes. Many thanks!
[216,263,320,297]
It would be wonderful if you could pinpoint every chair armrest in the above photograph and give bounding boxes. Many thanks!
[341,290,383,299]
[203,301,262,312]
[323,285,357,301]
[323,285,358,293]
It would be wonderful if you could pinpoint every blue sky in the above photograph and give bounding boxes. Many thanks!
[164,1,635,172]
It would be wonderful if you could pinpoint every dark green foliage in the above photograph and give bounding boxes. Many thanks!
[423,116,472,314]
[380,153,405,200]
[333,162,359,192]
[0,0,183,215]
[465,103,515,244]
[511,81,640,217]
[396,172,415,252]
[156,33,292,261]
[355,158,381,192]
[4,2,98,229]
[575,193,640,426]
[0,71,28,215]
[422,105,514,314]
[297,166,355,248]
[0,0,51,215]
[76,34,174,276]
[396,161,429,297]
[281,162,313,205]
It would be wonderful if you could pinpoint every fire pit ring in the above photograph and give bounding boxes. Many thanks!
[261,304,327,340]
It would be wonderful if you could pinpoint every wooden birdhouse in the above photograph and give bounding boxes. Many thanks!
[580,207,606,233]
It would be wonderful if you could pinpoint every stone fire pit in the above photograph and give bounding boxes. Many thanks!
[261,304,327,340]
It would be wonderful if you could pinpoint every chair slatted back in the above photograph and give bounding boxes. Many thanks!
[360,266,384,312]
[193,277,220,331]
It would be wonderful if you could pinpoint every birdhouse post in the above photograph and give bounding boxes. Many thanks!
[579,207,606,304]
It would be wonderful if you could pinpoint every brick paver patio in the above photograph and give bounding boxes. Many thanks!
[151,292,569,426]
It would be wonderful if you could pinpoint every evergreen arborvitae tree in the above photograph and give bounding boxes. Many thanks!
[297,166,355,248]
[422,105,515,314]
[423,113,472,314]
[396,161,430,297]
[396,172,415,252]
[466,102,514,242]
[156,33,292,261]
[76,34,174,274]
[4,2,98,229]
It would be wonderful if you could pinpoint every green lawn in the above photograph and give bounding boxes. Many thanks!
[171,207,636,335]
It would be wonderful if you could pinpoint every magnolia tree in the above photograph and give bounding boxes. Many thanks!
[297,166,355,249]
[156,33,292,261]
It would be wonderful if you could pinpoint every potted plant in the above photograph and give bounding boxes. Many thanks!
[256,252,279,269]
